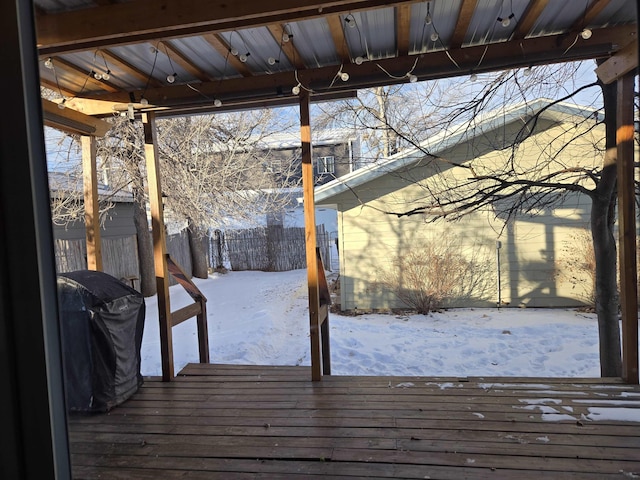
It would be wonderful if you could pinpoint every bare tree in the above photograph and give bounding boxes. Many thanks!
[317,61,636,376]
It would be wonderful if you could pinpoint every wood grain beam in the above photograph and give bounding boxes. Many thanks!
[267,24,307,70]
[595,40,638,85]
[161,41,212,83]
[202,34,253,77]
[450,0,477,49]
[326,15,352,62]
[37,0,421,55]
[79,24,635,112]
[42,98,112,136]
[81,135,102,272]
[396,3,412,56]
[511,0,549,40]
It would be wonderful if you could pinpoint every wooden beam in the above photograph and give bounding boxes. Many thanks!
[161,41,212,82]
[450,0,477,49]
[595,40,639,85]
[511,0,549,41]
[202,34,254,77]
[300,90,322,381]
[396,3,411,56]
[142,111,174,381]
[81,136,102,271]
[42,98,112,136]
[37,0,420,55]
[616,73,639,384]
[326,14,352,62]
[267,24,306,70]
[79,24,635,109]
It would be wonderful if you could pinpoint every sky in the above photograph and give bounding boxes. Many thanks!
[140,268,615,379]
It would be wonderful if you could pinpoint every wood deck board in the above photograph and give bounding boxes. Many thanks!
[68,364,640,479]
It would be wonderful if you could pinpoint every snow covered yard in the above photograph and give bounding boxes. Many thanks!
[140,269,608,378]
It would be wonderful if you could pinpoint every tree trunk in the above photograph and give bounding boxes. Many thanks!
[591,76,622,377]
[188,218,208,279]
[133,186,156,297]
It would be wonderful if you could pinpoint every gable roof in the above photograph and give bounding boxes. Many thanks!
[315,98,601,204]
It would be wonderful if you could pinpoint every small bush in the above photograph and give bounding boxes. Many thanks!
[377,238,484,314]
[556,228,595,306]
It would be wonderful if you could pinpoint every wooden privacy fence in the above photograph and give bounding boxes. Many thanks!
[222,224,331,272]
[54,231,192,288]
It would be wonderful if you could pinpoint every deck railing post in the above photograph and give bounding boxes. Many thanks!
[81,135,103,271]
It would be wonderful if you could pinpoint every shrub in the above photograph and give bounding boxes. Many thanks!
[556,228,595,306]
[377,238,485,314]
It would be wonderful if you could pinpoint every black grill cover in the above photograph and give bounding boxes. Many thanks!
[57,270,145,412]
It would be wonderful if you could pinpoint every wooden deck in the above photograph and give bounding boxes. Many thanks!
[69,364,640,479]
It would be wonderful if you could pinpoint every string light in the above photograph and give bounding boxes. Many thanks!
[292,84,301,95]
[268,57,278,65]
[581,28,592,39]
[239,53,249,63]
[92,70,102,80]
[345,15,357,28]
[408,74,418,83]
[166,73,176,83]
[425,2,432,25]
[355,56,365,65]
[497,0,515,28]
[470,72,478,81]
[213,98,222,107]
[282,33,291,43]
[102,69,111,81]
[57,98,66,110]
[230,48,239,56]
[340,71,349,81]
[430,32,439,42]
[44,58,54,69]
[140,97,149,106]
[523,66,532,76]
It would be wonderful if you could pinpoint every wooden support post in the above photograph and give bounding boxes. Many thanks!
[142,112,174,381]
[81,135,103,271]
[300,91,322,381]
[616,73,638,384]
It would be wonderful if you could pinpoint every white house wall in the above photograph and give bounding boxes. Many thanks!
[330,119,602,311]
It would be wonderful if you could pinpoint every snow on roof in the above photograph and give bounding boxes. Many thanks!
[48,171,134,203]
[315,99,601,203]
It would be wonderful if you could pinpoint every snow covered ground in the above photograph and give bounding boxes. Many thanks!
[140,269,613,378]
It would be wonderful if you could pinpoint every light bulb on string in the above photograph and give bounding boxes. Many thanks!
[408,74,418,83]
[239,53,249,63]
[497,13,514,28]
[57,99,66,110]
[581,28,592,40]
[345,16,356,28]
[292,84,301,95]
[140,97,149,106]
[355,56,364,65]
[213,98,222,107]
[230,48,239,56]
[102,70,111,81]
[523,66,532,76]
[425,13,432,25]
[340,71,349,82]
[470,72,478,82]
[44,58,54,69]
[268,57,277,66]
[430,32,439,42]
[167,73,176,83]
[282,33,291,43]
[93,71,103,80]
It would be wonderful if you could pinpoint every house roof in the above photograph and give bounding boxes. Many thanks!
[48,171,135,203]
[314,98,601,203]
[35,1,636,118]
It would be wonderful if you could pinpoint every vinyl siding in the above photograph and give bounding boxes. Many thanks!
[332,119,601,311]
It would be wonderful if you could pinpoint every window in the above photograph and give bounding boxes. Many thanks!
[317,155,335,174]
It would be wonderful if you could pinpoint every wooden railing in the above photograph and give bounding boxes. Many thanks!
[311,248,331,380]
[166,254,209,365]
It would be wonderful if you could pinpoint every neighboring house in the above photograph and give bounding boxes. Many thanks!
[315,99,608,311]
[259,128,362,187]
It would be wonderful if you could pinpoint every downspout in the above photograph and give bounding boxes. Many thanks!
[496,240,502,308]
